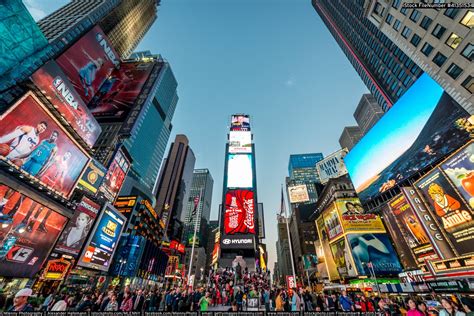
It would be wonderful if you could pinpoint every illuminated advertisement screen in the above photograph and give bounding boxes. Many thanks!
[77,203,126,271]
[99,148,131,202]
[54,196,100,256]
[226,154,253,188]
[77,159,107,194]
[330,237,357,277]
[89,61,156,119]
[288,184,310,203]
[0,93,90,198]
[344,74,471,202]
[347,233,403,276]
[224,190,255,235]
[229,131,252,153]
[231,115,250,131]
[0,184,67,278]
[415,168,474,256]
[335,198,385,234]
[322,205,343,241]
[30,61,102,147]
[315,215,339,281]
[56,26,120,105]
[316,148,348,184]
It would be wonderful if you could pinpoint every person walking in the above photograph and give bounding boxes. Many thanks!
[7,289,34,312]
[291,288,301,311]
[339,290,354,312]
[120,292,133,312]
[199,292,211,311]
[275,289,284,311]
[439,298,466,316]
[407,298,424,316]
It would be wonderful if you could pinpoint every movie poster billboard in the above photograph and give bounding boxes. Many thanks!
[322,205,343,241]
[315,216,339,281]
[88,61,156,119]
[226,154,253,188]
[441,142,474,207]
[54,196,100,256]
[415,169,474,256]
[77,203,125,272]
[288,184,310,204]
[228,131,252,153]
[230,115,250,131]
[76,159,107,194]
[344,74,472,202]
[99,147,131,203]
[316,148,348,184]
[30,61,102,147]
[0,93,90,198]
[335,198,385,234]
[224,190,255,235]
[56,26,120,105]
[0,184,68,278]
[347,233,403,276]
[330,237,357,277]
[388,193,439,264]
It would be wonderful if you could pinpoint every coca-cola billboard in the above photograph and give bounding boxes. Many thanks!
[224,190,255,235]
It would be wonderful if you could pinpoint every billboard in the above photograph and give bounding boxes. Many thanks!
[77,203,126,271]
[228,131,252,153]
[88,61,156,119]
[227,154,253,188]
[388,193,438,264]
[347,233,403,276]
[335,198,386,234]
[344,74,471,202]
[415,169,474,256]
[224,190,255,235]
[441,142,474,207]
[330,237,357,277]
[220,234,255,249]
[56,26,120,104]
[30,60,102,147]
[230,114,250,131]
[0,93,90,198]
[288,185,310,204]
[322,205,343,241]
[54,196,100,256]
[0,184,68,278]
[316,148,348,184]
[315,216,339,281]
[76,159,107,194]
[99,147,131,202]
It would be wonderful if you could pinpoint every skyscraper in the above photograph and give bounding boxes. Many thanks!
[312,0,423,111]
[353,94,384,135]
[287,153,324,204]
[183,169,214,247]
[339,126,362,150]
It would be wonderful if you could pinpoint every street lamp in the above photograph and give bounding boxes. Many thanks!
[119,258,127,276]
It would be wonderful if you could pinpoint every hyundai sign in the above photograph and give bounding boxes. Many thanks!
[221,235,255,249]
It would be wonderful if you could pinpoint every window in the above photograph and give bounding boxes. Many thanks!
[445,33,463,49]
[421,42,434,56]
[374,2,384,16]
[410,10,421,22]
[460,11,474,28]
[461,76,474,93]
[444,8,459,19]
[432,52,447,67]
[461,44,474,61]
[393,19,401,31]
[446,63,463,79]
[432,24,446,39]
[386,13,394,25]
[420,16,433,30]
[401,26,412,38]
[392,0,401,9]
[410,34,422,47]
[400,7,408,15]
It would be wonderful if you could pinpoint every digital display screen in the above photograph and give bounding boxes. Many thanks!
[229,131,252,153]
[227,154,253,188]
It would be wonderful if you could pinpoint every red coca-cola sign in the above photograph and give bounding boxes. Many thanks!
[224,190,255,235]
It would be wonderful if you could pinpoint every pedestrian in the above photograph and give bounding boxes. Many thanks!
[339,290,354,312]
[461,297,474,316]
[75,293,93,312]
[199,292,211,311]
[120,292,133,312]
[105,293,118,311]
[418,302,429,316]
[7,288,34,312]
[50,296,68,311]
[407,298,424,316]
[132,289,145,311]
[439,298,466,316]
[326,293,336,311]
[291,288,301,311]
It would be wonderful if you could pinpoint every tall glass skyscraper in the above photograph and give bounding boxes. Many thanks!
[312,0,423,111]
[287,153,324,204]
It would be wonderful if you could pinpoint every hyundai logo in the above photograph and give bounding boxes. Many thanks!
[223,239,231,245]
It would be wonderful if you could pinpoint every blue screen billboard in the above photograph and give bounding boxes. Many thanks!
[344,74,471,202]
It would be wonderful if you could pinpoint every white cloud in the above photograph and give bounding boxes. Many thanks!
[23,0,47,21]
[285,78,295,87]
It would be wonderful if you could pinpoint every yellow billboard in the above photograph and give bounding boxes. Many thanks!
[316,215,340,281]
[335,198,386,234]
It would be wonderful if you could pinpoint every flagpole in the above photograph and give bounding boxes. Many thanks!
[282,185,297,283]
[187,188,202,289]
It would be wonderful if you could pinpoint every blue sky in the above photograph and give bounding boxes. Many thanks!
[27,0,369,272]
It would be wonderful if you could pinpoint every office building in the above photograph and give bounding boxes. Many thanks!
[287,153,324,204]
[365,2,474,113]
[183,169,214,247]
[205,220,219,270]
[339,126,362,150]
[276,215,294,280]
[184,247,207,286]
[154,135,196,241]
[353,94,384,135]
[312,0,423,111]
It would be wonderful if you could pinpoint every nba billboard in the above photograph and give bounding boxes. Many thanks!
[0,93,90,198]
[316,148,348,184]
[30,61,101,147]
[224,190,255,235]
[56,26,120,105]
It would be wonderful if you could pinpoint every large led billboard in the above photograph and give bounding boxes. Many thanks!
[316,148,348,184]
[77,203,126,272]
[224,190,255,234]
[229,131,252,153]
[30,61,102,147]
[226,154,253,188]
[76,159,107,194]
[330,237,357,277]
[99,147,131,202]
[344,74,471,202]
[230,114,250,131]
[335,198,385,234]
[88,61,156,119]
[56,26,120,105]
[0,93,90,198]
[288,184,310,203]
[322,205,343,241]
[0,184,68,278]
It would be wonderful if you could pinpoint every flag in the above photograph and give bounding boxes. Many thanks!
[190,193,200,219]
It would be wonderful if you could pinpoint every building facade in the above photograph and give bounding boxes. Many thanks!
[339,126,362,150]
[184,247,207,286]
[365,2,474,113]
[353,93,384,135]
[312,0,423,111]
[287,153,324,204]
[276,215,294,280]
